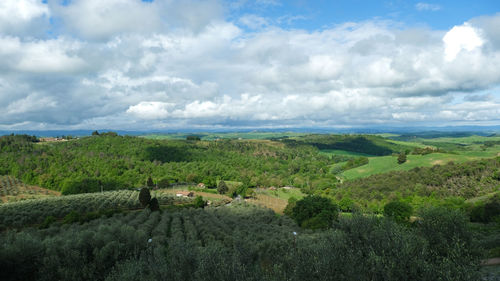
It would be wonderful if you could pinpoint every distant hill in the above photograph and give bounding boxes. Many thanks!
[281,134,412,156]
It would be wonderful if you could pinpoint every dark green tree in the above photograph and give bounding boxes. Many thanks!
[383,201,413,223]
[91,130,99,136]
[292,195,338,229]
[139,187,151,207]
[149,198,160,211]
[146,176,154,188]
[217,180,228,194]
[157,178,170,189]
[397,152,407,164]
[194,196,206,208]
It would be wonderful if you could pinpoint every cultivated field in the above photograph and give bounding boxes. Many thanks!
[0,175,60,203]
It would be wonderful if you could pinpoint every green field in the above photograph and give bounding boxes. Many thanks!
[342,150,500,180]
[256,187,306,201]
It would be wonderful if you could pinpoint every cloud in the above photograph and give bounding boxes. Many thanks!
[127,101,173,119]
[415,3,441,12]
[443,23,484,61]
[47,0,223,40]
[0,0,50,36]
[1,3,500,130]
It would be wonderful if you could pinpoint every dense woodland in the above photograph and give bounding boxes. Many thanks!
[0,134,335,194]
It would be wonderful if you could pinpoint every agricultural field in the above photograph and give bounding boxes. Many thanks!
[0,175,59,203]
[0,189,191,229]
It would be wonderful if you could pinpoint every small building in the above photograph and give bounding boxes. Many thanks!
[197,183,206,189]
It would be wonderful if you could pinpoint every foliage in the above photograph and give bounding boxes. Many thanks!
[0,190,190,228]
[146,176,154,188]
[383,201,413,223]
[397,152,406,164]
[282,134,411,156]
[193,196,206,208]
[342,156,369,170]
[0,205,484,281]
[283,197,297,216]
[149,198,160,211]
[139,188,151,207]
[217,180,228,194]
[292,195,338,229]
[470,194,500,223]
[0,135,335,194]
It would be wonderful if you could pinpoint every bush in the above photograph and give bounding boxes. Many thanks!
[292,195,338,229]
[149,198,160,212]
[383,201,413,223]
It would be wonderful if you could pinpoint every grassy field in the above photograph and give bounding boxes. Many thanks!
[342,149,500,180]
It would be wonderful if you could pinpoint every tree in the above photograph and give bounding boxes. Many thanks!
[397,153,407,164]
[157,178,170,189]
[284,197,297,217]
[383,201,413,223]
[292,195,338,229]
[194,196,206,208]
[217,180,228,194]
[146,176,154,188]
[149,198,160,211]
[91,130,99,136]
[139,187,151,207]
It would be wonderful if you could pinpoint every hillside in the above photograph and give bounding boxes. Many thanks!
[325,157,500,212]
[0,134,335,194]
[281,134,412,156]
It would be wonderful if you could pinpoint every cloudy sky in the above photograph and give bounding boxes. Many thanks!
[1,0,500,130]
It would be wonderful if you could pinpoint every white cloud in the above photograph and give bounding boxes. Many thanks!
[415,3,441,12]
[443,23,484,61]
[1,3,500,130]
[126,101,173,120]
[0,0,50,35]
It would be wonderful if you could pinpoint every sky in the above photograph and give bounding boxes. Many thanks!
[1,0,500,131]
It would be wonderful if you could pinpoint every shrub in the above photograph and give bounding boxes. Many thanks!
[383,201,413,223]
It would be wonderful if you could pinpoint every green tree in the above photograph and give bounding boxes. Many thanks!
[149,198,160,211]
[383,201,413,223]
[292,195,338,229]
[283,197,297,217]
[397,152,407,164]
[217,180,228,194]
[146,176,154,188]
[91,130,99,136]
[194,196,206,208]
[139,187,151,207]
[157,178,170,189]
